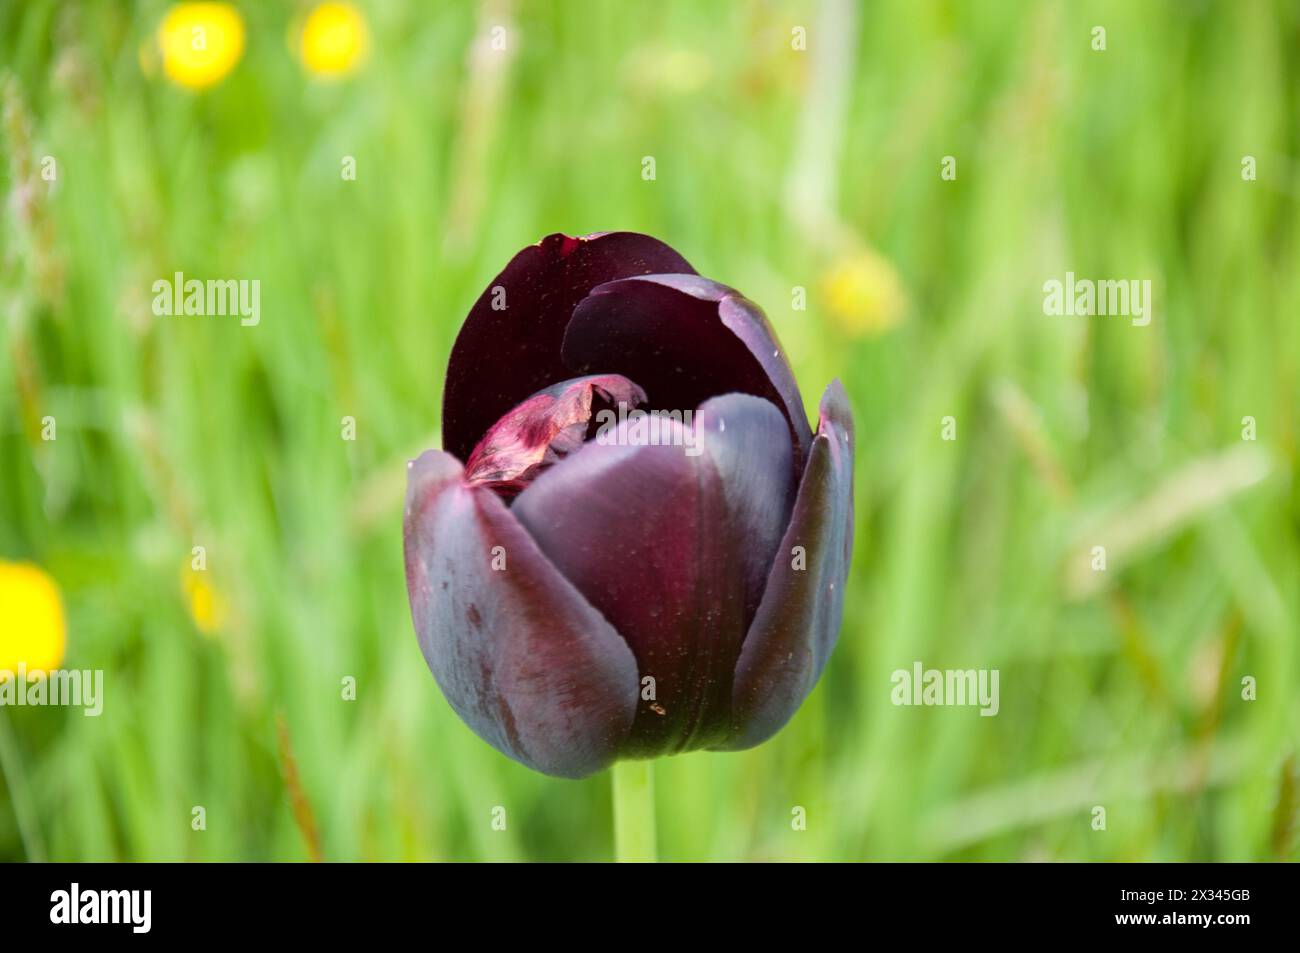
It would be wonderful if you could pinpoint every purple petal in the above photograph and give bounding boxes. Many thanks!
[443,233,696,463]
[693,394,795,621]
[404,449,639,778]
[715,380,855,751]
[464,374,646,499]
[562,274,813,469]
[510,395,794,758]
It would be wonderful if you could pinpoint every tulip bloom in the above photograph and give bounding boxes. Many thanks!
[405,232,854,778]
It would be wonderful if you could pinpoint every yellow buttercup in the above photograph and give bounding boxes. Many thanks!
[158,3,246,90]
[819,247,908,338]
[0,561,66,676]
[298,2,370,78]
[181,561,227,636]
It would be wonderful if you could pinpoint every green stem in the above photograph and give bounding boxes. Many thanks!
[612,759,656,862]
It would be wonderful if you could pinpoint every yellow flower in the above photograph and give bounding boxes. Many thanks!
[181,562,227,636]
[297,2,369,78]
[819,247,908,337]
[157,3,246,90]
[0,561,66,676]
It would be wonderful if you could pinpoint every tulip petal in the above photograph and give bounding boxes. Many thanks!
[464,374,646,499]
[715,380,855,751]
[443,233,696,463]
[404,450,640,778]
[511,394,794,758]
[562,274,813,469]
[693,394,796,621]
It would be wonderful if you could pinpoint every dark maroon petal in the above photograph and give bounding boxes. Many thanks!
[562,273,813,469]
[693,394,795,621]
[715,380,854,751]
[464,374,646,499]
[403,449,639,778]
[443,233,696,463]
[510,394,794,759]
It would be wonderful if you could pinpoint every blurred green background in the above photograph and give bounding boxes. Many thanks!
[1,0,1297,862]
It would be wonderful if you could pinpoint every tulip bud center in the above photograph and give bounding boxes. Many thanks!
[464,374,647,499]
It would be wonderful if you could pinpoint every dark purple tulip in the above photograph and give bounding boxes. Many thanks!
[404,232,854,778]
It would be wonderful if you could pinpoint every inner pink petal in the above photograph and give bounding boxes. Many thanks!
[464,374,647,499]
